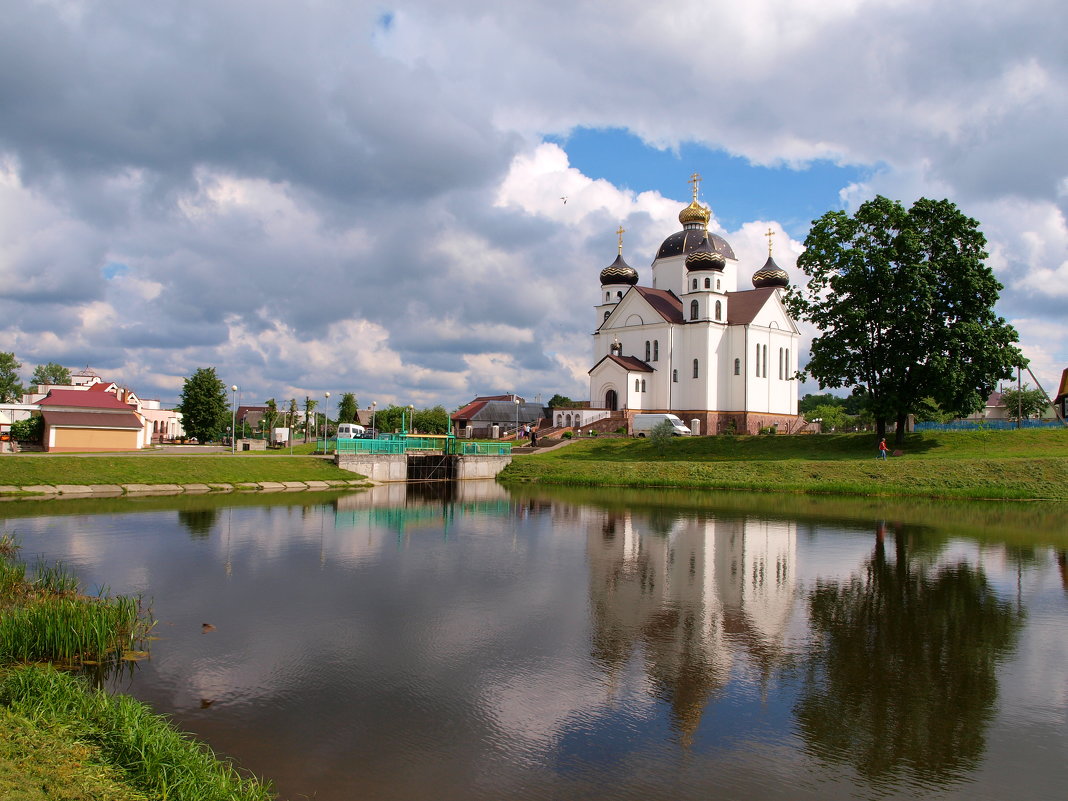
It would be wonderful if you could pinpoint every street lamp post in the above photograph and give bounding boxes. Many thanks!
[514,395,520,440]
[371,401,377,436]
[231,385,238,454]
[406,404,414,434]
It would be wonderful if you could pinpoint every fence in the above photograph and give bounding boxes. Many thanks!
[321,436,512,456]
[914,419,1065,432]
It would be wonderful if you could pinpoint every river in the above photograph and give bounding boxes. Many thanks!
[2,482,1066,800]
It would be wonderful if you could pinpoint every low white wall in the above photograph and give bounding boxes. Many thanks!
[455,455,512,480]
[335,453,408,481]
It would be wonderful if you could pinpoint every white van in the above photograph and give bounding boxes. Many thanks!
[336,423,366,439]
[632,413,692,437]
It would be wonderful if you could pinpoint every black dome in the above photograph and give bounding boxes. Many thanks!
[656,229,736,261]
[752,255,789,288]
[599,254,639,285]
[685,235,726,272]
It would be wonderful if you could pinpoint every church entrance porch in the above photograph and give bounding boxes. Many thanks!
[605,389,618,411]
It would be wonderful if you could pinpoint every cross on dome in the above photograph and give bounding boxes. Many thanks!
[765,227,775,255]
[616,225,626,254]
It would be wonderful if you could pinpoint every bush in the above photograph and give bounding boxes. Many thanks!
[589,430,599,437]
[615,426,628,435]
[649,419,676,454]
[562,431,573,439]
[9,415,43,443]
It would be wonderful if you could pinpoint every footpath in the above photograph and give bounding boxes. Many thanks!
[0,480,371,499]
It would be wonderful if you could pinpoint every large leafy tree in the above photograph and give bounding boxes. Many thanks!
[0,352,24,402]
[30,362,72,387]
[787,196,1022,442]
[176,367,229,443]
[337,393,358,424]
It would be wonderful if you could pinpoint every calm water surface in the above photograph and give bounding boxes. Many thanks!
[2,483,1067,801]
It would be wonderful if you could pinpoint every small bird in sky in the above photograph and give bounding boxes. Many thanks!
[560,196,567,204]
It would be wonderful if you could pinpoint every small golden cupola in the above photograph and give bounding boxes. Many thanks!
[678,171,711,228]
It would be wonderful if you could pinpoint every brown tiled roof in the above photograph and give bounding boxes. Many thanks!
[1057,368,1068,401]
[726,287,778,325]
[588,354,654,375]
[633,287,683,323]
[40,410,144,429]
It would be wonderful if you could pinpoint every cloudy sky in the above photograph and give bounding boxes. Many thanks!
[2,0,1066,413]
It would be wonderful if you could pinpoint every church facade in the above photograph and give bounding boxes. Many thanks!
[589,180,802,435]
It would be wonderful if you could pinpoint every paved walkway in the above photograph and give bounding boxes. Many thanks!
[0,479,371,499]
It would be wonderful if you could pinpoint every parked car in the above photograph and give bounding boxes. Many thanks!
[336,423,366,439]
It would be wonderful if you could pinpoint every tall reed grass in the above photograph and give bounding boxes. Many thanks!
[0,665,275,801]
[1,544,149,668]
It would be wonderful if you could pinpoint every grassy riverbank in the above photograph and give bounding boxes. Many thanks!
[502,429,1068,500]
[0,452,358,490]
[0,541,274,800]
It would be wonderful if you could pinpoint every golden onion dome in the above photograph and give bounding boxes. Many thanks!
[678,200,711,227]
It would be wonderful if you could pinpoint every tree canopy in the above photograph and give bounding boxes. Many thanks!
[30,362,71,387]
[337,393,359,424]
[787,196,1022,442]
[547,394,575,409]
[176,368,229,443]
[1000,384,1050,421]
[0,352,24,403]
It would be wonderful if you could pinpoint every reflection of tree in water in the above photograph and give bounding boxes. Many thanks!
[177,508,220,538]
[796,524,1023,787]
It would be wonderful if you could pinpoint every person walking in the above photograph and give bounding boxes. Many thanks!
[878,437,889,460]
[530,427,537,447]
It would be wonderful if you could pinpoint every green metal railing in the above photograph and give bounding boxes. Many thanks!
[321,435,512,456]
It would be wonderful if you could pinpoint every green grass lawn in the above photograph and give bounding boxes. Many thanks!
[0,452,361,488]
[503,429,1068,500]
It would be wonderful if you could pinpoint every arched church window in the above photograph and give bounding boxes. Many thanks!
[716,279,721,290]
[704,277,711,288]
[715,300,722,320]
[693,359,699,379]
[641,379,646,392]
[635,379,640,392]
[645,341,650,361]
[672,369,678,383]
[786,349,790,376]
[604,310,610,321]
[755,344,761,376]
[653,340,659,360]
[779,348,784,379]
[690,300,699,320]
[606,292,610,302]
[734,358,740,376]
[692,278,698,290]
[617,291,623,299]
[763,345,768,377]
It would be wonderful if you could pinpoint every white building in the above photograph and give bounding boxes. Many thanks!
[587,178,802,435]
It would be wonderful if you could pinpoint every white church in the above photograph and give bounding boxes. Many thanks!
[574,175,802,435]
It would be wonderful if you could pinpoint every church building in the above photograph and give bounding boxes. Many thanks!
[589,175,801,435]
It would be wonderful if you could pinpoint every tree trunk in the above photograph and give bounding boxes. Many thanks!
[876,418,887,439]
[894,414,907,446]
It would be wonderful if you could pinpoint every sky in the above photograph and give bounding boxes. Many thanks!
[2,0,1066,413]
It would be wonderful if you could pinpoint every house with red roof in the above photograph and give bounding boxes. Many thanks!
[37,387,147,452]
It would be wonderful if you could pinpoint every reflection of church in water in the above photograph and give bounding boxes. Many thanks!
[583,507,796,742]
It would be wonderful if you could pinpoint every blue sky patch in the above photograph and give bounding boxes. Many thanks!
[546,128,874,236]
[102,262,129,280]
